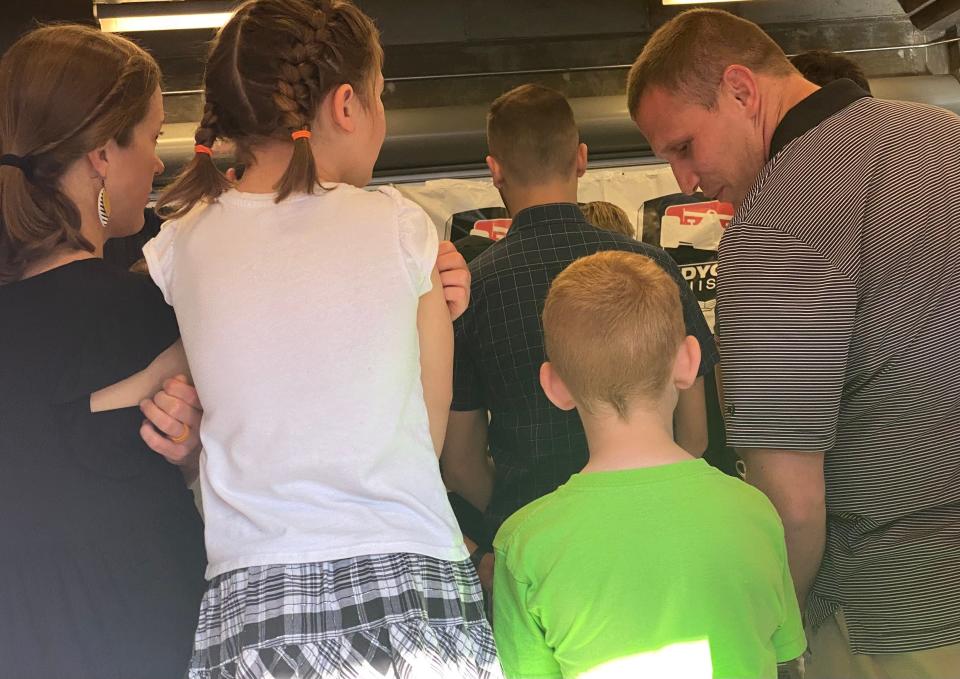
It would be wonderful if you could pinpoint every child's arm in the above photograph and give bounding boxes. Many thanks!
[90,339,190,413]
[89,340,202,481]
[418,266,454,457]
[772,528,808,666]
[674,376,708,456]
[493,547,563,679]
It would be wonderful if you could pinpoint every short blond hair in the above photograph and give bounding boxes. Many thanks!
[581,201,635,238]
[487,84,579,185]
[543,251,685,418]
[627,8,795,116]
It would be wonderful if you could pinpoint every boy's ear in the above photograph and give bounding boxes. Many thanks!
[672,335,702,391]
[486,154,505,189]
[575,142,588,178]
[329,83,357,133]
[540,361,577,411]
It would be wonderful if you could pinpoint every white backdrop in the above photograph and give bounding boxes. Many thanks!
[393,163,681,240]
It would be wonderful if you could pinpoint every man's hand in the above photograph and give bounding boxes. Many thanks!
[437,241,470,321]
[140,374,203,481]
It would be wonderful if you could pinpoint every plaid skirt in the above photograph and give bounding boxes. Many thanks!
[188,553,502,679]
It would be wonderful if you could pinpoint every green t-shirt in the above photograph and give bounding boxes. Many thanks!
[493,458,806,679]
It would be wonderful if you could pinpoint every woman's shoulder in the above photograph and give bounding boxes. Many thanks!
[1,258,179,401]
[1,258,161,310]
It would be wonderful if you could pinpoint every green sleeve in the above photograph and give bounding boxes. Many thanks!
[772,539,808,663]
[493,547,563,679]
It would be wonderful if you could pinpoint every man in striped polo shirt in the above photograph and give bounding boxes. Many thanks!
[628,8,960,678]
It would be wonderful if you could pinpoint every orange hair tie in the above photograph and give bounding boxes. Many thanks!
[194,144,214,156]
[291,130,312,141]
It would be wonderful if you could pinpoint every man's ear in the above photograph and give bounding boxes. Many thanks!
[672,335,702,391]
[486,154,505,189]
[575,142,588,178]
[328,83,358,133]
[720,65,761,116]
[540,361,577,411]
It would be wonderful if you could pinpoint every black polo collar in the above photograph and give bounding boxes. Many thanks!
[769,78,871,159]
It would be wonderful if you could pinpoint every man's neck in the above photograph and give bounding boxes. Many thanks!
[503,181,578,217]
[579,401,693,473]
[760,74,821,162]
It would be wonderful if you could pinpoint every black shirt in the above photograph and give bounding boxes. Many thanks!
[0,259,206,678]
[452,203,719,534]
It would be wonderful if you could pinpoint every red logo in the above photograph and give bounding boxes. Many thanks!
[472,218,512,241]
[664,200,734,229]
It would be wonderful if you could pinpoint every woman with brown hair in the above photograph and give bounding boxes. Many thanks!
[0,25,207,678]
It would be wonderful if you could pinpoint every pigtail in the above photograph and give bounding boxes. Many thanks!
[156,102,231,219]
[274,12,328,201]
[175,0,382,206]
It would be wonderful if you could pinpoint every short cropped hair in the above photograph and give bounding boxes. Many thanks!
[581,201,635,238]
[627,8,795,116]
[790,50,872,94]
[487,84,579,185]
[542,251,685,418]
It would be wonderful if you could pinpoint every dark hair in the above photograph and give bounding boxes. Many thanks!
[0,25,161,284]
[627,8,795,116]
[486,84,580,186]
[790,50,871,94]
[157,0,382,218]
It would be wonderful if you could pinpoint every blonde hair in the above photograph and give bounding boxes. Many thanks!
[581,201,635,238]
[157,0,382,218]
[627,8,795,115]
[543,251,685,418]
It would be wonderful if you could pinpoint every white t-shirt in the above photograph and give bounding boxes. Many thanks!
[144,185,466,578]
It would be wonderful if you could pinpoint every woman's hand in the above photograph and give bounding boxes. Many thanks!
[139,374,203,482]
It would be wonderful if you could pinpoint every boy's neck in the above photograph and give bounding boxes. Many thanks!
[503,179,579,217]
[579,401,694,473]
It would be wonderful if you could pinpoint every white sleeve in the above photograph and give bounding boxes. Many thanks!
[141,221,180,306]
[384,187,439,296]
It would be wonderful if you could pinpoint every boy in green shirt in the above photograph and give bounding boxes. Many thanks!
[492,251,805,678]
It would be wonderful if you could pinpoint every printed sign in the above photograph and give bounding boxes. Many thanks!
[642,194,734,333]
[471,217,512,241]
[447,207,511,241]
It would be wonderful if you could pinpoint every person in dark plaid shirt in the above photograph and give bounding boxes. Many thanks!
[442,84,719,589]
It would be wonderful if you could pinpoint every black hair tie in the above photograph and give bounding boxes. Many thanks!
[0,153,34,179]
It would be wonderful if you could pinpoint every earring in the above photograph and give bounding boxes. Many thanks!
[97,185,110,229]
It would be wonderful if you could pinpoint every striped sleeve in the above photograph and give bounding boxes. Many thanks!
[716,223,856,452]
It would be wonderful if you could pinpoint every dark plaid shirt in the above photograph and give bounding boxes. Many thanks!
[452,203,719,534]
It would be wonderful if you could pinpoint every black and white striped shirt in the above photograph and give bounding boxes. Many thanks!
[717,79,960,654]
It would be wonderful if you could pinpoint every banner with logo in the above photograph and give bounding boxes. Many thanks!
[641,193,733,333]
[393,165,681,240]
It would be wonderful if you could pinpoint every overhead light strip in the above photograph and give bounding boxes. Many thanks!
[662,0,749,5]
[99,11,233,33]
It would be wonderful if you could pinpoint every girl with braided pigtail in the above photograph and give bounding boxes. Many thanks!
[146,1,501,676]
